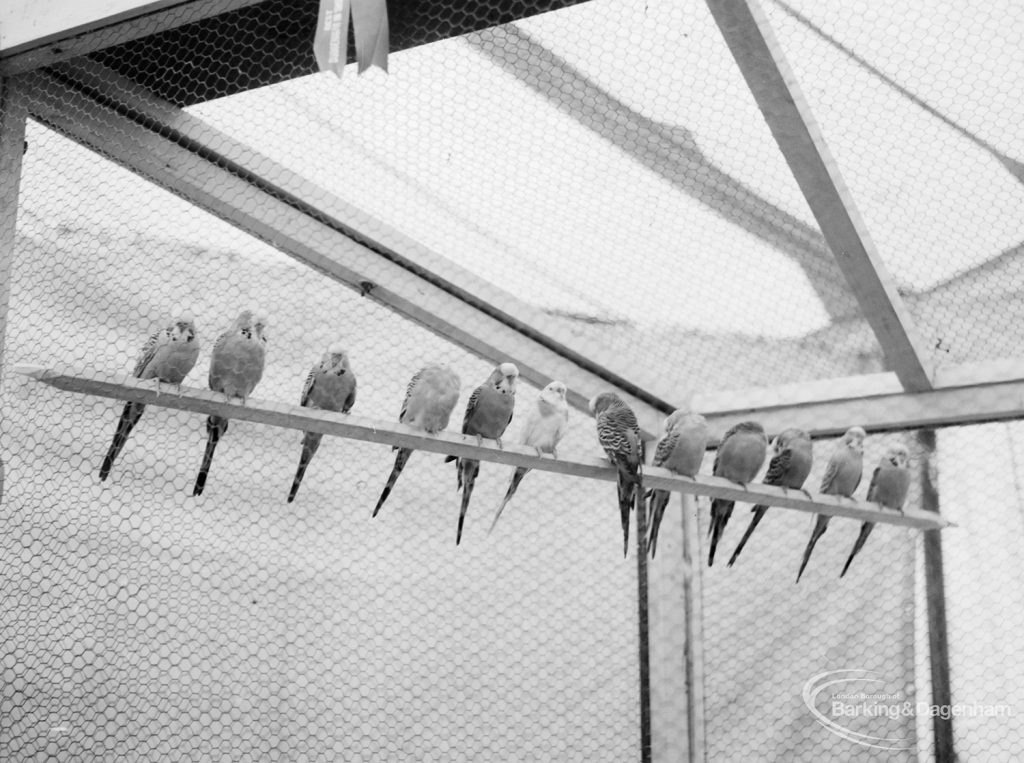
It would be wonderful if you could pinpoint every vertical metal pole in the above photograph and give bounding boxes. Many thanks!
[918,429,955,760]
[0,77,27,381]
[635,487,652,763]
[680,493,705,762]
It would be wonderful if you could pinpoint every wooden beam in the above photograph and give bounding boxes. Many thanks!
[17,67,668,437]
[705,0,934,391]
[15,364,954,531]
[0,78,27,387]
[694,359,1024,440]
[0,0,263,75]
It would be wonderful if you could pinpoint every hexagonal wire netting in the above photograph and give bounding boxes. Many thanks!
[2,0,1023,760]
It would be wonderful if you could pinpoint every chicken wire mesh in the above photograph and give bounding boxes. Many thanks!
[2,0,1024,760]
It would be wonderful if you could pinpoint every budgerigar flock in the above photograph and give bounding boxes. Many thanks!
[84,309,921,575]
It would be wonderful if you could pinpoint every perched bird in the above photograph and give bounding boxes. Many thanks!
[286,344,357,503]
[727,428,813,567]
[647,409,708,558]
[590,392,645,558]
[708,421,767,567]
[796,426,866,582]
[444,363,519,544]
[373,365,462,517]
[191,311,267,497]
[99,313,200,481]
[489,380,570,534]
[840,443,911,578]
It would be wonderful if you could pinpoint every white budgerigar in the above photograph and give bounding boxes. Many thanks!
[647,409,708,558]
[191,310,267,497]
[372,365,461,518]
[796,426,865,582]
[840,443,911,578]
[287,344,357,503]
[489,380,570,534]
[99,313,200,481]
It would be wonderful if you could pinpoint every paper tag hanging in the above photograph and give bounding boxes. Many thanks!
[314,0,389,78]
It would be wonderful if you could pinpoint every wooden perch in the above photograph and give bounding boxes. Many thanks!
[15,364,954,531]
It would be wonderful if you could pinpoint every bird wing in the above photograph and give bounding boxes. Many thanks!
[865,464,882,502]
[343,379,357,413]
[762,449,791,487]
[819,453,841,493]
[461,385,484,434]
[652,430,679,468]
[299,366,318,407]
[400,368,424,421]
[133,327,169,378]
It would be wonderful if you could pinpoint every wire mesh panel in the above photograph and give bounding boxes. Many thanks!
[1,122,642,760]
[2,0,1023,760]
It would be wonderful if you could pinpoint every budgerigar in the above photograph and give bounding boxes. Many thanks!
[287,344,357,503]
[727,428,813,567]
[796,426,865,582]
[372,365,461,517]
[840,443,911,578]
[444,363,518,545]
[191,310,267,496]
[489,380,569,534]
[647,409,708,558]
[590,392,645,558]
[99,313,200,481]
[708,421,767,567]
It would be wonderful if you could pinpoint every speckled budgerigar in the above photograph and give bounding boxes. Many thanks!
[445,363,518,545]
[287,344,357,503]
[590,392,645,558]
[99,313,200,481]
[191,310,267,497]
[727,427,813,567]
[489,380,570,534]
[708,421,767,567]
[840,443,911,578]
[796,426,865,582]
[372,364,461,518]
[647,409,708,558]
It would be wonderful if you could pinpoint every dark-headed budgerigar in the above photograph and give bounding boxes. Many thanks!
[840,443,911,578]
[191,310,267,497]
[796,426,865,582]
[727,427,813,567]
[287,344,357,503]
[590,392,645,558]
[647,409,708,558]
[445,362,519,545]
[708,421,767,567]
[99,313,200,481]
[489,380,570,535]
[372,364,461,518]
